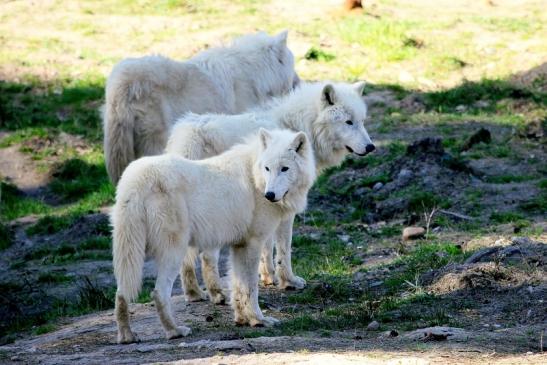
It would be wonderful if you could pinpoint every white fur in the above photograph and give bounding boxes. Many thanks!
[103,31,299,183]
[165,81,373,300]
[112,129,315,343]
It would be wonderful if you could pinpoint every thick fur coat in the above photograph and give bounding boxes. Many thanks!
[112,129,315,343]
[103,31,299,183]
[165,82,374,302]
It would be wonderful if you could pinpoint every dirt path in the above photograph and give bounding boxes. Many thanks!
[1,296,545,365]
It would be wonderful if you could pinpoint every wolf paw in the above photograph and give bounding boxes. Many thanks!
[185,289,207,302]
[250,316,280,327]
[165,326,191,340]
[278,275,306,290]
[118,329,139,344]
[259,273,277,287]
[208,290,227,305]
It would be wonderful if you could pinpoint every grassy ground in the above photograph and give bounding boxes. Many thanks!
[0,0,546,362]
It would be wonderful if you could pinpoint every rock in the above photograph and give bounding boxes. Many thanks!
[137,344,174,353]
[179,339,245,351]
[455,105,467,112]
[402,227,425,241]
[372,182,383,190]
[308,232,321,240]
[461,128,491,150]
[367,321,380,331]
[398,168,412,180]
[519,119,545,140]
[474,100,490,108]
[403,326,469,342]
[338,234,350,243]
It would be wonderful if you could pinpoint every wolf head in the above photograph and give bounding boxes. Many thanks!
[233,31,299,98]
[256,129,316,208]
[313,82,375,166]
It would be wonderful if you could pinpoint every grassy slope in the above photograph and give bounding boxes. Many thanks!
[0,0,546,344]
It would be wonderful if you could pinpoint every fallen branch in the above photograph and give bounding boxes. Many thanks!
[439,209,475,221]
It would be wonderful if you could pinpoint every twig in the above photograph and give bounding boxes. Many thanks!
[439,209,475,221]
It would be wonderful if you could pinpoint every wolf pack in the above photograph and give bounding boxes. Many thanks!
[104,31,375,344]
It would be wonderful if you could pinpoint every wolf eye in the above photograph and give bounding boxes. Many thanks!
[265,166,270,171]
[345,120,353,125]
[281,166,289,172]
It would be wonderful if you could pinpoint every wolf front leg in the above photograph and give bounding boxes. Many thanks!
[230,238,279,327]
[275,214,306,290]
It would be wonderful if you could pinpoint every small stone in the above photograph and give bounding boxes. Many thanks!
[206,315,214,322]
[369,281,383,288]
[389,330,399,337]
[398,168,412,179]
[402,227,426,241]
[455,105,467,112]
[372,182,383,190]
[474,100,490,108]
[338,234,350,243]
[367,320,380,331]
[309,232,320,240]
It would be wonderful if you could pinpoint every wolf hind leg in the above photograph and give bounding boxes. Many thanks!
[180,246,207,302]
[153,242,192,339]
[200,249,226,304]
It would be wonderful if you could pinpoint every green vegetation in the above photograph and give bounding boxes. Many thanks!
[304,47,335,62]
[0,181,51,221]
[24,240,111,265]
[383,242,467,292]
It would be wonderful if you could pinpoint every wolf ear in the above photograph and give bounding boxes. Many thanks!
[290,132,308,156]
[259,128,271,149]
[321,84,336,107]
[275,30,288,46]
[354,81,366,96]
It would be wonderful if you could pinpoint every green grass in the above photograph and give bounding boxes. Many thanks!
[0,221,13,250]
[486,174,536,184]
[304,47,335,62]
[37,272,72,284]
[407,190,452,213]
[383,242,468,293]
[423,79,545,113]
[0,78,104,141]
[32,323,57,336]
[24,240,112,265]
[26,214,77,236]
[0,181,51,221]
[338,16,419,62]
[490,211,526,224]
[49,155,111,202]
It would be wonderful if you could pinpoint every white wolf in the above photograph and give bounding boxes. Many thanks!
[112,129,315,343]
[103,31,299,183]
[166,82,374,304]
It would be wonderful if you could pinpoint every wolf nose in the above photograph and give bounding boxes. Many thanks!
[265,192,276,202]
[365,144,376,153]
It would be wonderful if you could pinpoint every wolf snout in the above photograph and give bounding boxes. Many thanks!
[265,191,276,202]
[365,144,375,153]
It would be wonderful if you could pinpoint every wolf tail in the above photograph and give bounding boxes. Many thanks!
[102,75,138,185]
[112,191,146,302]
